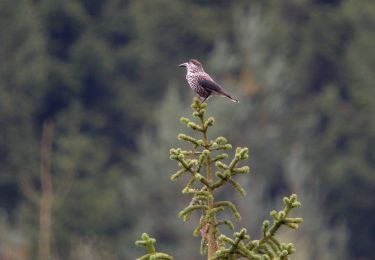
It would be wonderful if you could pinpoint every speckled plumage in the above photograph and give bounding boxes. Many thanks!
[179,59,238,103]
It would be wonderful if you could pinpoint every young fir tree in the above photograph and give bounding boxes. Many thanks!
[136,98,303,260]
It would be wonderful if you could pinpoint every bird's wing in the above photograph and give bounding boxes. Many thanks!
[198,77,239,103]
[198,78,226,94]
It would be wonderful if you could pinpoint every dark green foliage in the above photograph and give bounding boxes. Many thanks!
[248,1,375,258]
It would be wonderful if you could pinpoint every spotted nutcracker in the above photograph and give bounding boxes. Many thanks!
[179,59,239,103]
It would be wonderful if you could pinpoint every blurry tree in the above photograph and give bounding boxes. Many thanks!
[314,1,375,258]
[0,0,47,217]
[213,1,374,258]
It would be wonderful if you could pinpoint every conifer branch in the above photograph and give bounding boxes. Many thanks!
[215,219,235,230]
[212,194,303,259]
[179,205,209,221]
[255,194,302,255]
[214,201,241,220]
[135,233,173,260]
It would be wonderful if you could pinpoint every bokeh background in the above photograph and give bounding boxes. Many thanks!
[0,0,374,259]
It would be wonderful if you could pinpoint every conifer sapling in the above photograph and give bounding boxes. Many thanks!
[135,98,303,260]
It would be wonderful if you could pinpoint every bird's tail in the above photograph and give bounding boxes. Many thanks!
[225,94,239,103]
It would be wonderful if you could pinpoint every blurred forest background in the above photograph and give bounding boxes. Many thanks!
[0,0,374,259]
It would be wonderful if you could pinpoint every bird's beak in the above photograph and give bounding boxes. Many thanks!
[178,62,188,68]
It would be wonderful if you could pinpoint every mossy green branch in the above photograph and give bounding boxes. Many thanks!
[213,229,261,260]
[135,233,173,260]
[211,147,250,195]
[214,201,241,220]
[215,219,235,231]
[212,194,303,259]
[179,205,209,221]
[255,194,303,253]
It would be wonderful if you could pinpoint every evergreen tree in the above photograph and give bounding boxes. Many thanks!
[136,98,303,259]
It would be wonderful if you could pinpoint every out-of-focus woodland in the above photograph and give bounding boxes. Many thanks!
[0,0,374,259]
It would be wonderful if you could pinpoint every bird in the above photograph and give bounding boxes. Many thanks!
[179,59,239,103]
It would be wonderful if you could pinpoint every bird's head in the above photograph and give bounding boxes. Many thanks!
[179,59,204,73]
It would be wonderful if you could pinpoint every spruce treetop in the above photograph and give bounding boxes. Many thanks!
[136,98,303,259]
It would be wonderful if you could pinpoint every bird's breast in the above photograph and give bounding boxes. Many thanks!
[186,73,198,87]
